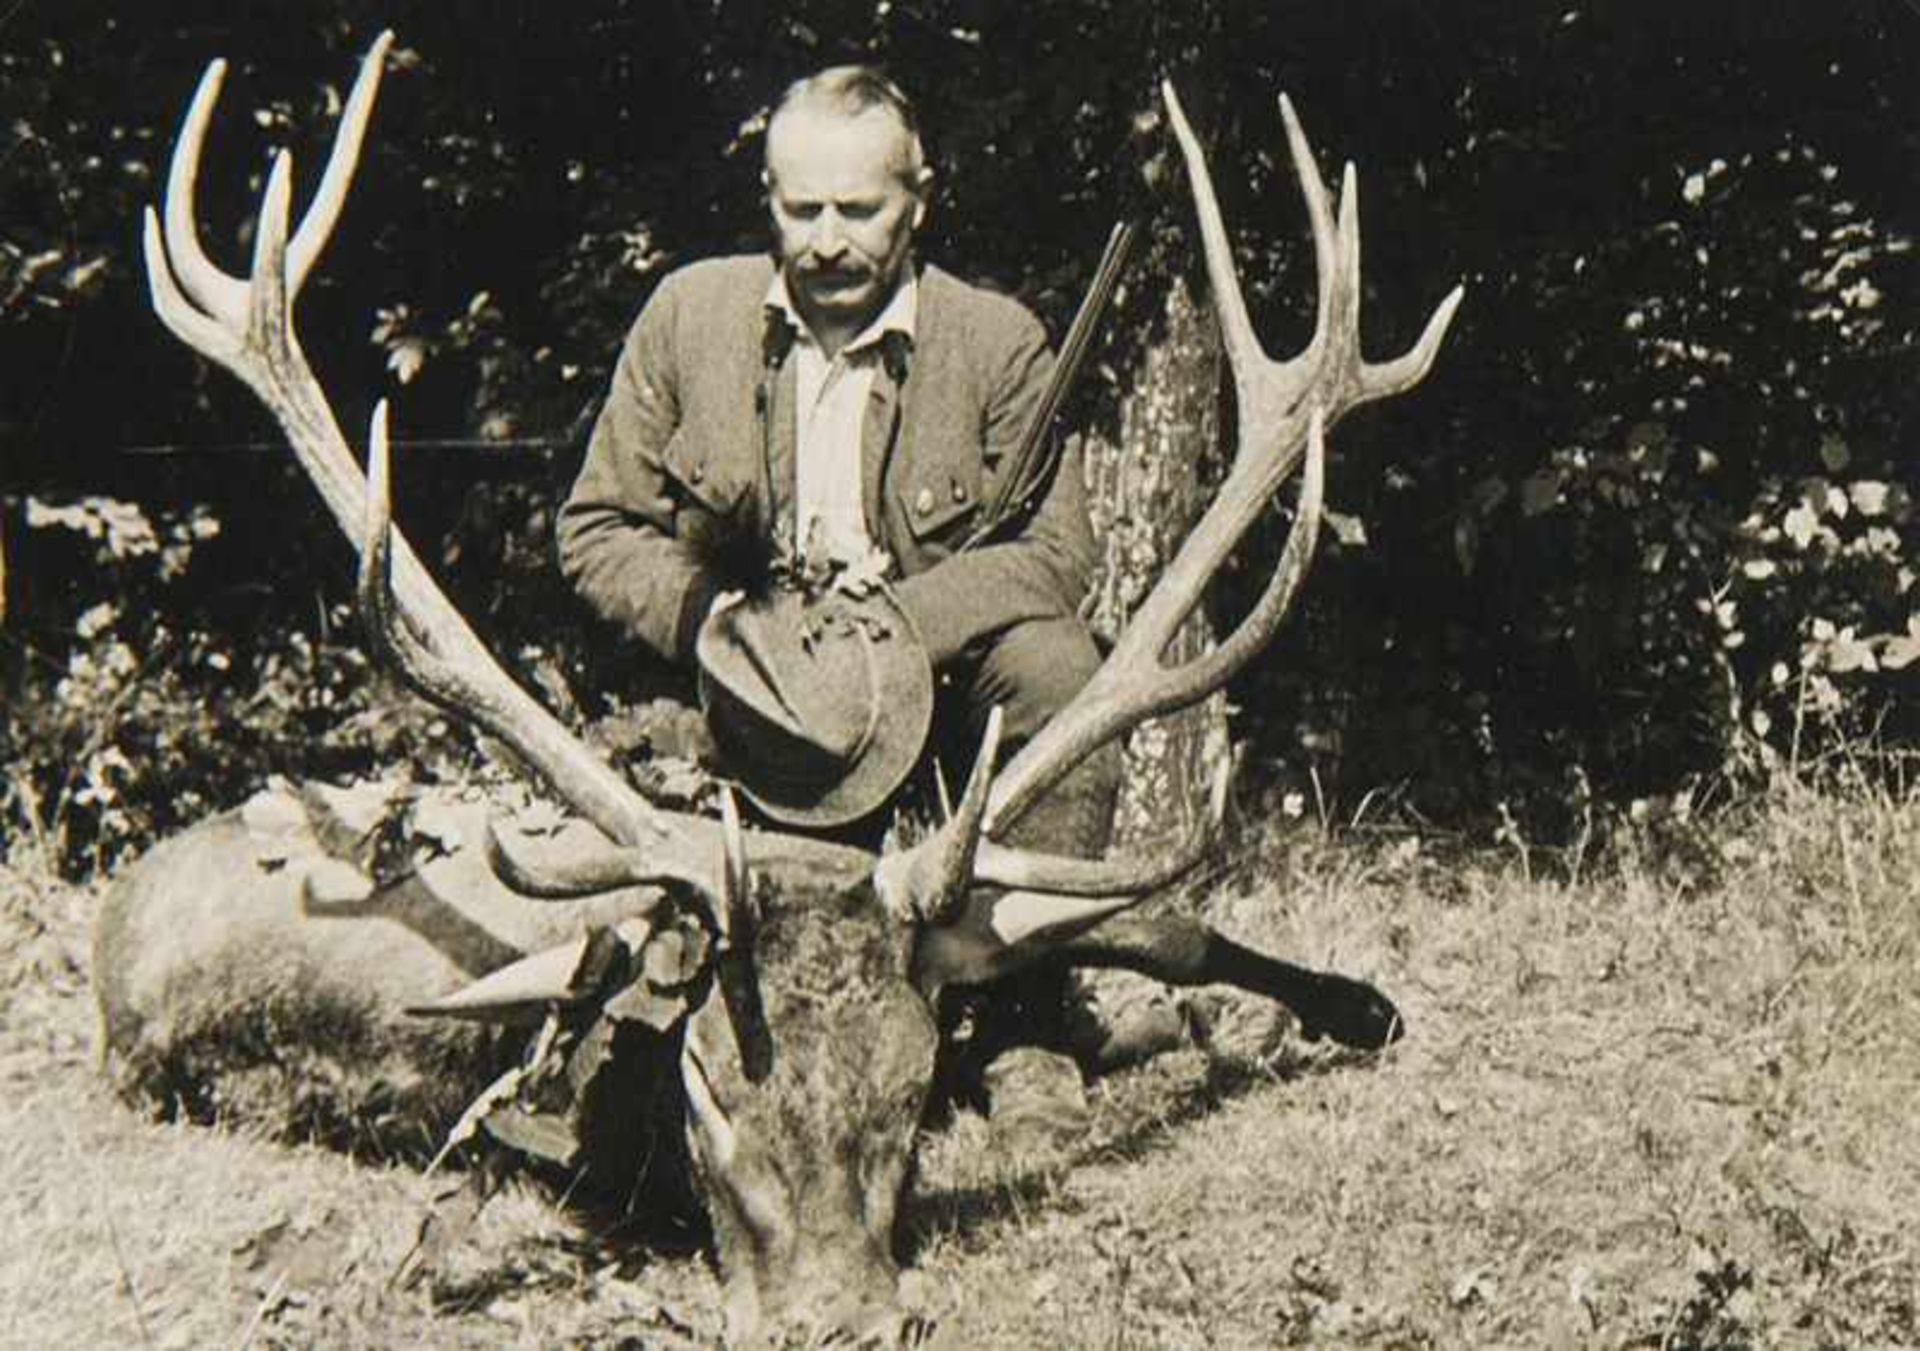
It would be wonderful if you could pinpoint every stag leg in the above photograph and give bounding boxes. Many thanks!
[1051,909,1404,1052]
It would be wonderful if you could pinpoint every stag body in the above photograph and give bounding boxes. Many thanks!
[98,33,1456,1345]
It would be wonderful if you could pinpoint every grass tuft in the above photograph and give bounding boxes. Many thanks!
[5,775,1917,1345]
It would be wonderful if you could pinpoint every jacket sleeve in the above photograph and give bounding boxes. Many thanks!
[892,312,1097,665]
[556,276,723,665]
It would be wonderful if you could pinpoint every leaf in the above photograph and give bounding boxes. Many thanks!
[1322,509,1368,549]
[1827,630,1878,674]
[428,1011,566,1174]
[1782,503,1818,549]
[563,1014,620,1098]
[643,927,702,986]
[602,978,691,1032]
[1454,514,1479,577]
[387,338,427,384]
[1881,616,1920,670]
[1819,433,1851,473]
[1520,469,1564,517]
[1849,480,1890,516]
[481,1105,582,1167]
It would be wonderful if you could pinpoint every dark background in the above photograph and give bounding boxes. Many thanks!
[4,1,1916,867]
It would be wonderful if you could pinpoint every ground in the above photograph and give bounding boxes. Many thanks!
[5,776,1916,1348]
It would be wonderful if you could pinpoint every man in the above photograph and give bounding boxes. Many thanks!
[558,66,1158,1152]
[557,65,1117,857]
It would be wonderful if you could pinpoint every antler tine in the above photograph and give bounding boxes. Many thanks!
[486,820,660,901]
[157,31,393,327]
[288,30,393,290]
[161,57,249,328]
[1160,81,1265,386]
[247,149,297,357]
[143,35,705,856]
[715,785,755,944]
[142,208,238,360]
[971,742,1233,896]
[357,401,449,708]
[979,84,1461,843]
[1363,282,1466,399]
[876,707,1003,922]
[1276,94,1341,381]
[357,403,691,849]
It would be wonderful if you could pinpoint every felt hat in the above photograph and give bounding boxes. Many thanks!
[696,584,933,828]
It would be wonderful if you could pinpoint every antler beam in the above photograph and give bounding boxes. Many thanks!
[143,33,688,860]
[980,85,1464,839]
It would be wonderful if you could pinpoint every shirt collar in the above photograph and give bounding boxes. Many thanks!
[765,266,918,357]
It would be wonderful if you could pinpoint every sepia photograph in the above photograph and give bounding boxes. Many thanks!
[3,2,1915,1344]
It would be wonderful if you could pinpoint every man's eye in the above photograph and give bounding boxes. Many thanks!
[785,203,823,221]
[841,203,881,221]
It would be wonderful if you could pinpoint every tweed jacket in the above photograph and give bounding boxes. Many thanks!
[557,255,1095,667]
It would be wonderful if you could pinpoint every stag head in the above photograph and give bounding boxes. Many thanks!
[143,32,1456,1345]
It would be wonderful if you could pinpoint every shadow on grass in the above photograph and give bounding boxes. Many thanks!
[899,1040,1390,1260]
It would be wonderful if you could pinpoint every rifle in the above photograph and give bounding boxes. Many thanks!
[961,219,1138,551]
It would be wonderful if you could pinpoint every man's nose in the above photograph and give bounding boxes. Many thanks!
[810,211,847,260]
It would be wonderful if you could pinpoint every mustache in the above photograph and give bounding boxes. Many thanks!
[796,260,873,283]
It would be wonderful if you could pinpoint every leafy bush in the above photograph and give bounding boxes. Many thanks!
[1,494,469,876]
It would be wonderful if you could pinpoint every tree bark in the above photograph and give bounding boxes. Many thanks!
[1081,274,1229,850]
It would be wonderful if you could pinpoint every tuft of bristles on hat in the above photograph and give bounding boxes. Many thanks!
[688,511,783,601]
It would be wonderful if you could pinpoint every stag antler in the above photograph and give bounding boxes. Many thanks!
[889,84,1463,917]
[143,34,720,878]
[146,38,1457,979]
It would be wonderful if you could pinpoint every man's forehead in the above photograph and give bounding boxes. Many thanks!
[766,103,916,187]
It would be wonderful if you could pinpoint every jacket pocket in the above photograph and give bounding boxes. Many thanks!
[897,460,982,545]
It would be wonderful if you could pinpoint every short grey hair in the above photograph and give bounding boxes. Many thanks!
[767,65,927,186]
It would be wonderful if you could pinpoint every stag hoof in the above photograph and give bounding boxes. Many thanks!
[1296,972,1406,1051]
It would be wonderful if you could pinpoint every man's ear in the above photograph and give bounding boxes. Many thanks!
[911,166,934,230]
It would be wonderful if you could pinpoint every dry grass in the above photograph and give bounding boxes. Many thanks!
[5,774,1917,1347]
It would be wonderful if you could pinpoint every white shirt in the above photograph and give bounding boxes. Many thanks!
[765,272,918,564]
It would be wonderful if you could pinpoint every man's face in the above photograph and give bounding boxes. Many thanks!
[766,103,927,338]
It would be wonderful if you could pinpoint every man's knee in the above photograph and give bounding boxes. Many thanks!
[962,614,1102,742]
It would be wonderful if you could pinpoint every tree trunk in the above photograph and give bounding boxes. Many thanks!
[1082,274,1229,850]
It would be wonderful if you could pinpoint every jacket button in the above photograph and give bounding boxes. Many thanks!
[689,464,705,484]
[914,487,935,515]
[951,480,968,503]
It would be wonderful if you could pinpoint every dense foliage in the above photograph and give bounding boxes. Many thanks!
[3,1,1915,870]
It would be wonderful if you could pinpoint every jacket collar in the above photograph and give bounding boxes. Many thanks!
[764,266,918,377]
